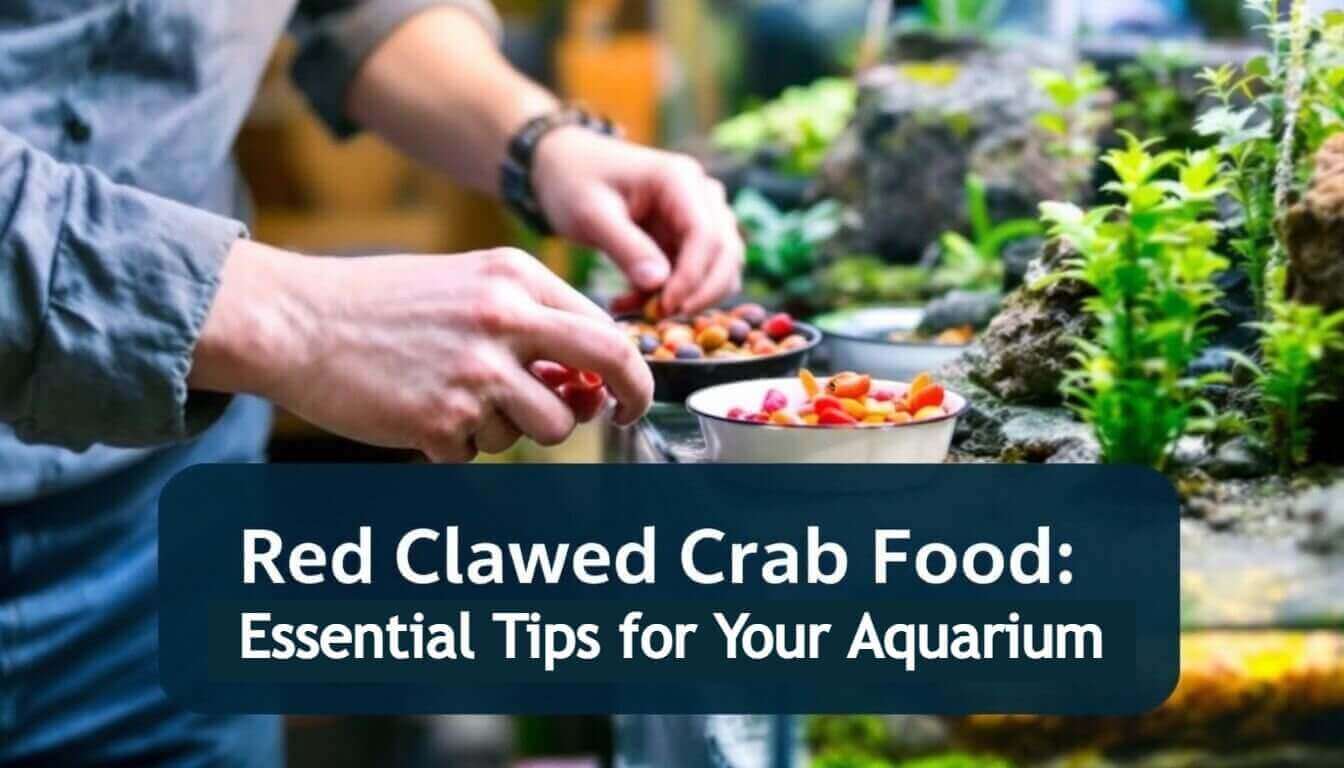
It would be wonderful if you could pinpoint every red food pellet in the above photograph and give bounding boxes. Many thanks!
[762,313,795,340]
[872,389,898,402]
[818,409,859,426]
[726,407,748,421]
[533,361,574,389]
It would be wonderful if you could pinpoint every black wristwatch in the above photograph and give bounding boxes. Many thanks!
[500,106,619,235]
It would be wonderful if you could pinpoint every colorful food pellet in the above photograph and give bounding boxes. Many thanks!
[532,362,609,422]
[762,313,795,340]
[722,370,953,428]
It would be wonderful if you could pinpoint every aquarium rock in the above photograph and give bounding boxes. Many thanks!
[1298,481,1344,555]
[917,290,1002,334]
[821,39,1087,261]
[967,239,1094,405]
[1282,132,1344,462]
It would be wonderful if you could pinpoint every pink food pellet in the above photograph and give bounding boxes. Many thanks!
[761,388,789,414]
[872,389,898,402]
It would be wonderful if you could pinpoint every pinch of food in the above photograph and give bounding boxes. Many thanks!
[610,289,648,316]
[697,325,730,352]
[560,380,607,422]
[643,294,664,322]
[533,361,573,389]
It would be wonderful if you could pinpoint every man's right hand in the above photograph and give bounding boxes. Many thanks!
[190,241,653,462]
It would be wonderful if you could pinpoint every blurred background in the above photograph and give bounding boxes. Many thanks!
[241,1,1343,766]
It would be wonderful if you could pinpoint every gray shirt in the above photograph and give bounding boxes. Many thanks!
[0,0,499,503]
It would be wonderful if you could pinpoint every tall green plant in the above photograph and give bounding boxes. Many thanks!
[1194,0,1344,315]
[934,173,1041,291]
[1240,269,1344,470]
[1041,136,1229,467]
[1031,64,1109,202]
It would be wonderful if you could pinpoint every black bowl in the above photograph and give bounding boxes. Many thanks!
[627,320,824,403]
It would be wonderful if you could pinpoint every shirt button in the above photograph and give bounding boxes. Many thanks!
[64,116,92,144]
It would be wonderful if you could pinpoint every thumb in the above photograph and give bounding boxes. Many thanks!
[571,189,670,291]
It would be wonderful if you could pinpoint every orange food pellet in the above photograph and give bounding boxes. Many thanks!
[770,410,800,426]
[799,369,820,399]
[840,398,869,419]
[889,411,914,425]
[914,405,945,421]
[697,325,729,352]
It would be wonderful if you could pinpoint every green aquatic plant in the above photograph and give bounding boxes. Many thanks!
[1042,136,1229,467]
[712,78,857,176]
[1113,47,1207,151]
[933,173,1041,291]
[819,256,932,306]
[1031,63,1109,202]
[1239,269,1344,470]
[734,189,841,285]
[918,0,1006,37]
[1193,0,1344,315]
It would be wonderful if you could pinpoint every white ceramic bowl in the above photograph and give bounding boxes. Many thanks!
[685,377,968,464]
[813,306,969,382]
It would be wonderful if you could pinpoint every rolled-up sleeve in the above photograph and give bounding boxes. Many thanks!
[0,125,246,450]
[291,0,502,139]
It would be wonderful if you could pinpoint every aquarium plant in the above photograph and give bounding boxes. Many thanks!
[1113,47,1207,151]
[1031,63,1109,203]
[712,78,857,176]
[1192,0,1344,314]
[1042,136,1229,468]
[933,173,1041,291]
[1240,268,1344,470]
[917,0,1006,37]
[733,189,842,301]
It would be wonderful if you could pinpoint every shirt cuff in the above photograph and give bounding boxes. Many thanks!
[20,190,247,450]
[292,0,503,140]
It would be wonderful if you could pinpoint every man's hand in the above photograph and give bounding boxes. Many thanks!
[533,128,745,317]
[345,7,745,317]
[190,242,653,462]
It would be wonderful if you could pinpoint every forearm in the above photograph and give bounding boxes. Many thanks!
[346,6,558,194]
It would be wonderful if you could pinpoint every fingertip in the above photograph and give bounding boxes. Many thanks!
[633,260,670,291]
